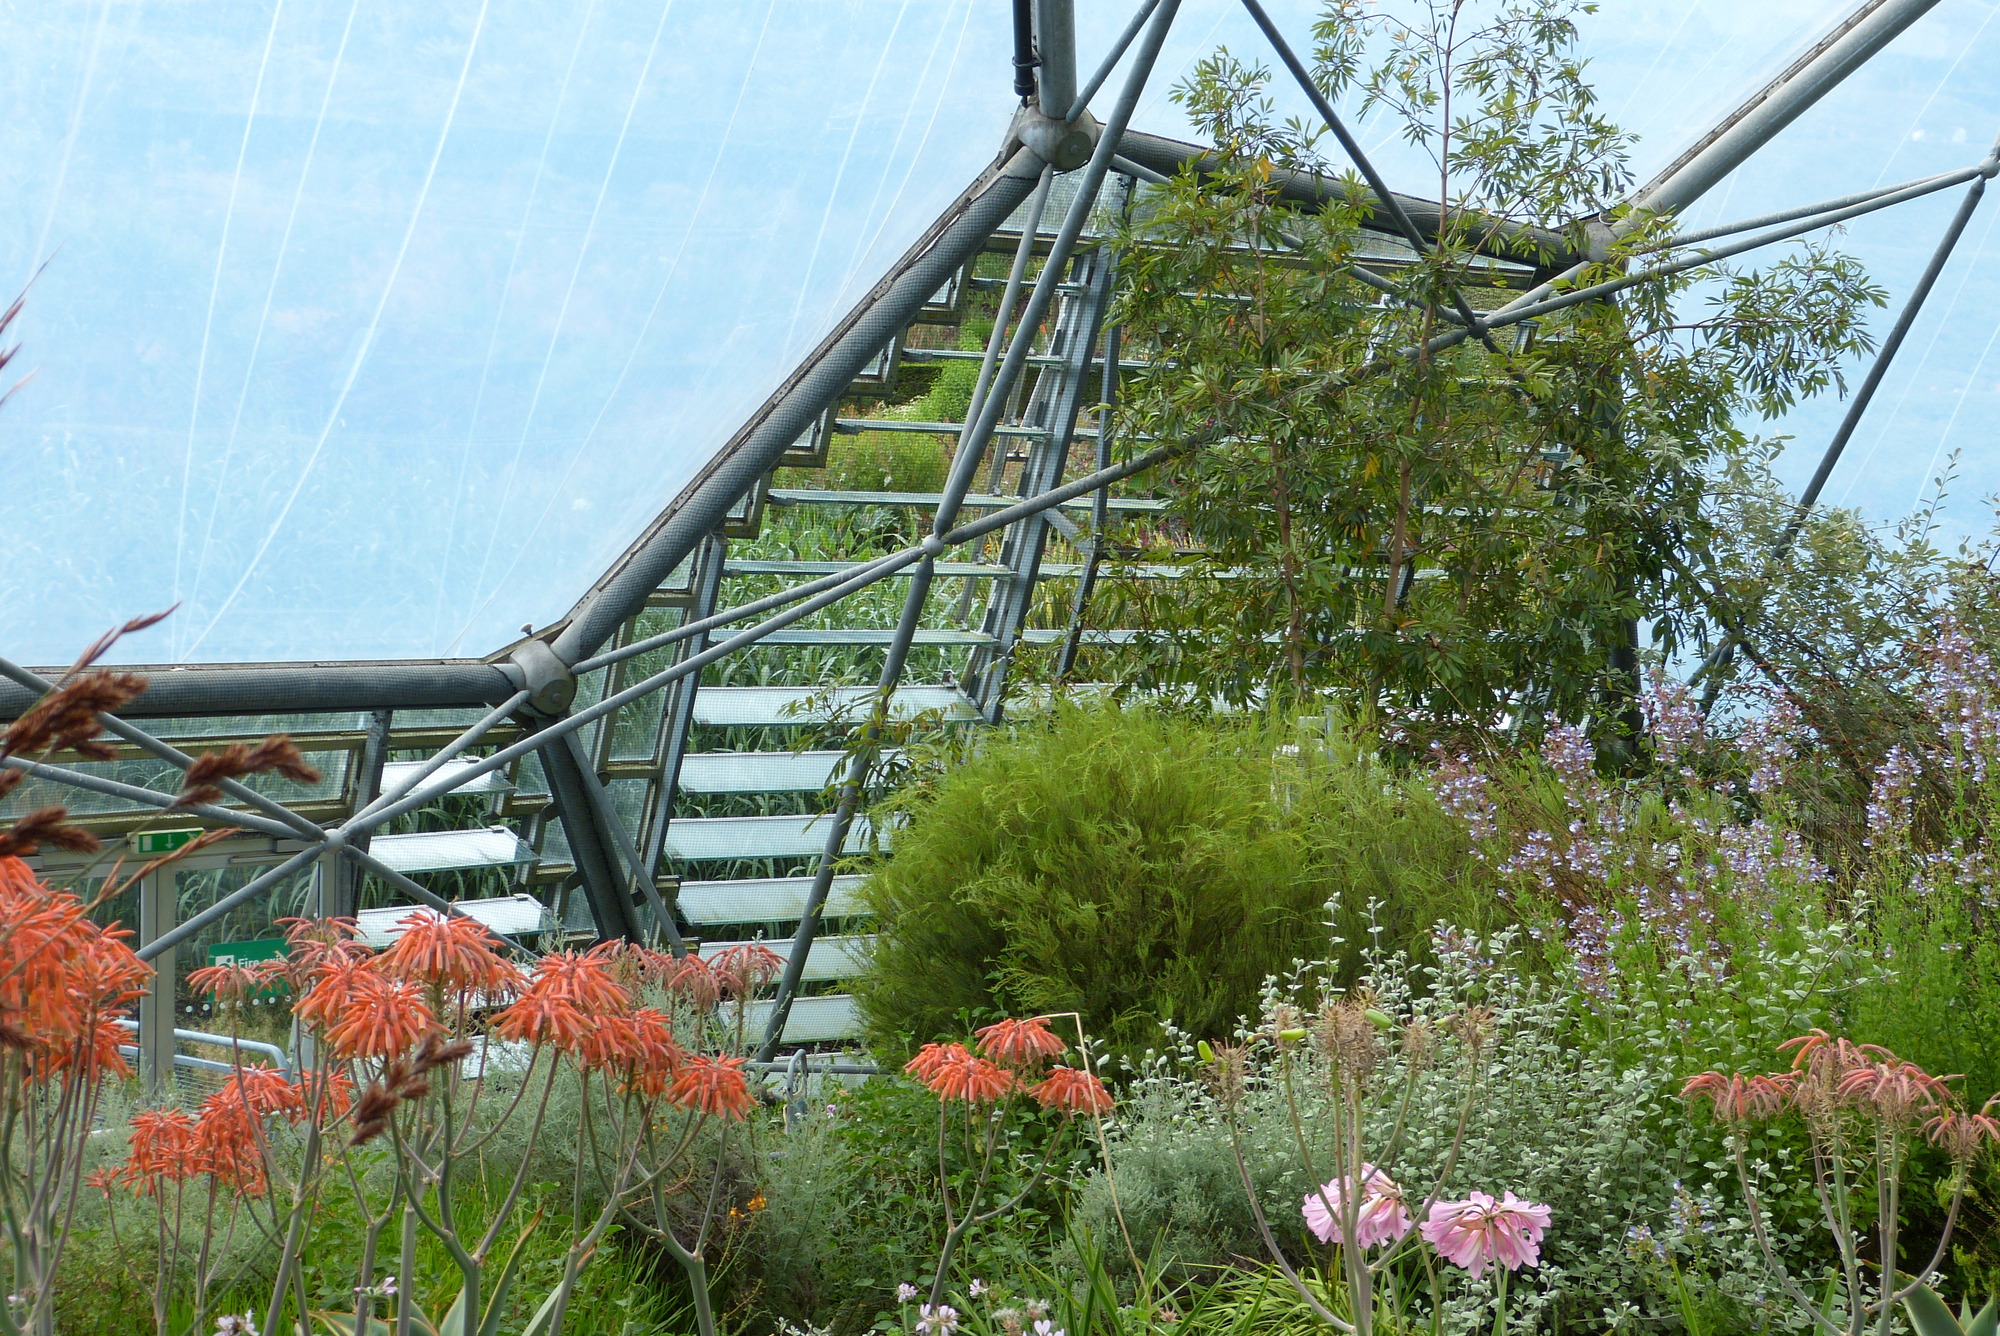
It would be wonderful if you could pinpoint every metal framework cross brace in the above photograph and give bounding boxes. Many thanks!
[3,0,1983,1069]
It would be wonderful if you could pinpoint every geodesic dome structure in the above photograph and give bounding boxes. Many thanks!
[4,0,1996,1074]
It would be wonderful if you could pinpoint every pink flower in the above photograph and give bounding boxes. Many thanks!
[1420,1191,1552,1278]
[1301,1164,1413,1249]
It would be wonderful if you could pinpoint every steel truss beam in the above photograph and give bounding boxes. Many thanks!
[540,727,648,944]
[970,187,1128,717]
[754,0,1182,1061]
[1696,127,2000,705]
[1055,321,1123,683]
[636,532,728,941]
[550,149,1053,669]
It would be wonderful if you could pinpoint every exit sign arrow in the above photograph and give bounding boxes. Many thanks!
[130,828,203,856]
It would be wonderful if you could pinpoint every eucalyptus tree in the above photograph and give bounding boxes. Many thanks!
[1100,0,1884,738]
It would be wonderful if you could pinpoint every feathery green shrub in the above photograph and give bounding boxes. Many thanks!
[856,705,1488,1060]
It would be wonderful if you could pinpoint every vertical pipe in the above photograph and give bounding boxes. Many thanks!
[139,867,177,1096]
[561,728,683,953]
[1013,0,1039,100]
[943,0,1181,526]
[541,735,643,943]
[328,708,393,917]
[1035,0,1077,119]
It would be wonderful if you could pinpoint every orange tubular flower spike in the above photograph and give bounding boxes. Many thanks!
[208,1067,310,1123]
[1030,1066,1114,1117]
[0,857,151,1081]
[1837,1059,1957,1124]
[926,1053,1016,1105]
[321,974,439,1061]
[975,1017,1067,1068]
[40,1014,135,1084]
[599,1007,685,1097]
[196,1104,269,1195]
[661,955,722,1009]
[905,1042,971,1083]
[490,986,592,1052]
[670,1054,755,1120]
[529,951,633,1015]
[1681,1071,1795,1123]
[186,961,263,1003]
[291,958,373,1034]
[118,1110,203,1193]
[710,943,785,999]
[1779,1030,1895,1082]
[1925,1103,2000,1162]
[274,915,368,977]
[378,911,520,998]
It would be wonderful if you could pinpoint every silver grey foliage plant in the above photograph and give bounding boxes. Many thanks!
[1076,917,1866,1333]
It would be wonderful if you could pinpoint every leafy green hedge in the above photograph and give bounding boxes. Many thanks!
[857,705,1486,1060]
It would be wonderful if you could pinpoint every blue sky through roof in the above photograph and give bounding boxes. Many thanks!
[3,0,1996,666]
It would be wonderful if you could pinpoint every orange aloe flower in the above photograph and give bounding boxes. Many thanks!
[905,1042,971,1083]
[660,955,722,1009]
[711,943,785,999]
[670,1054,755,1120]
[186,961,265,1003]
[273,915,368,979]
[1681,1071,1795,1122]
[1837,1059,1956,1123]
[1778,1029,1894,1080]
[925,1053,1015,1104]
[528,951,632,1015]
[117,1110,202,1194]
[1030,1066,1114,1117]
[195,1104,268,1195]
[0,857,150,1081]
[292,958,374,1034]
[1927,1097,2000,1162]
[37,1013,135,1084]
[491,986,592,1051]
[976,1017,1067,1068]
[208,1066,310,1123]
[321,974,438,1061]
[377,910,520,998]
[581,1007,686,1096]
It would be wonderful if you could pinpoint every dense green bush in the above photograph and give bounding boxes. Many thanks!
[745,1074,1083,1336]
[856,705,1487,1060]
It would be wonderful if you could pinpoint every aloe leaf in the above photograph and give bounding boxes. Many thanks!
[1965,1296,1998,1336]
[519,1287,565,1336]
[1905,1283,1969,1336]
[480,1209,545,1336]
[310,1313,392,1336]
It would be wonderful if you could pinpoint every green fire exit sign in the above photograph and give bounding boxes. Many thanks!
[130,828,203,856]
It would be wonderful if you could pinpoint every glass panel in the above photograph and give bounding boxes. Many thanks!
[367,825,536,874]
[3,0,1015,665]
[677,873,866,926]
[6,0,1993,667]
[1,750,347,818]
[607,607,682,761]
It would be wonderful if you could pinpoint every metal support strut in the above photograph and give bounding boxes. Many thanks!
[755,0,1183,1060]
